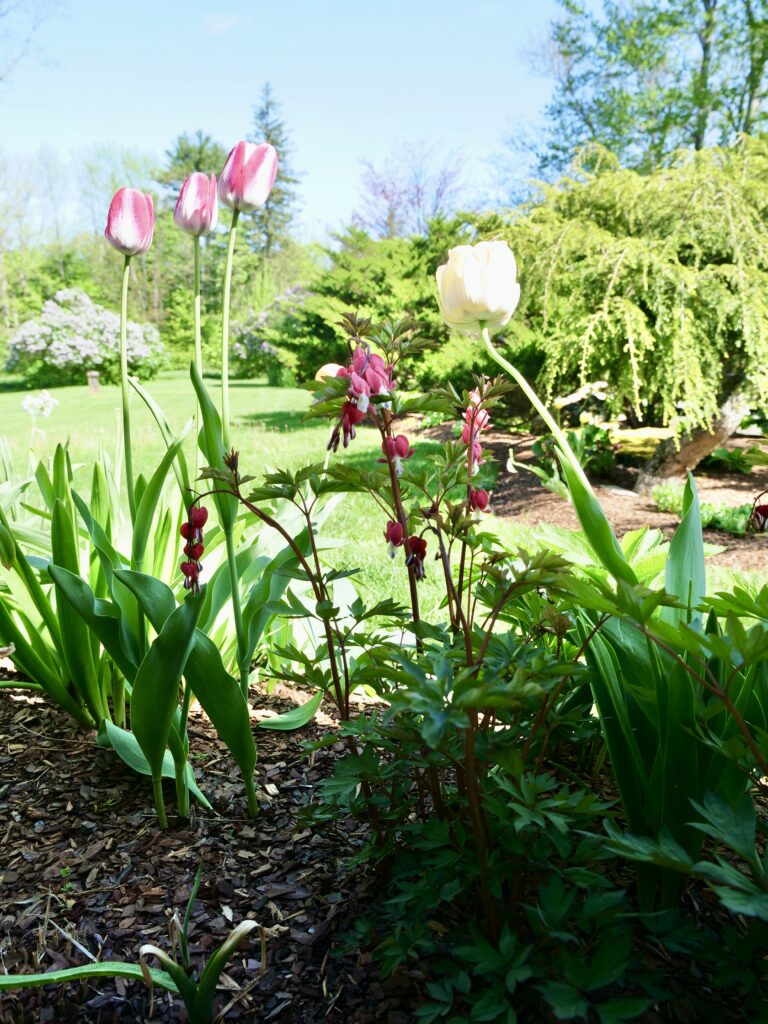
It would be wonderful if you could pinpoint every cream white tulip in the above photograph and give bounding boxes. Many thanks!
[436,241,521,333]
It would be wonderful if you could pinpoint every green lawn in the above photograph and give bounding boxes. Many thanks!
[3,372,531,616]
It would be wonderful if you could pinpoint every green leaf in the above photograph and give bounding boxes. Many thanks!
[192,921,259,1019]
[50,499,103,721]
[259,691,323,731]
[113,569,177,634]
[129,376,192,500]
[47,565,138,683]
[131,593,204,780]
[539,981,589,1021]
[661,474,705,627]
[189,362,236,531]
[0,520,15,568]
[99,720,210,809]
[0,962,177,994]
[558,454,637,585]
[131,438,184,569]
[184,631,257,779]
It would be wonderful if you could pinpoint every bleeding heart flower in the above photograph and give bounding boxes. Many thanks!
[384,520,405,558]
[189,506,208,529]
[470,488,490,513]
[379,435,414,476]
[407,535,428,581]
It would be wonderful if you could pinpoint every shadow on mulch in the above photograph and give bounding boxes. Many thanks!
[0,684,420,1024]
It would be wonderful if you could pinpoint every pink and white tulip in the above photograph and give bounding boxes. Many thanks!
[105,188,155,256]
[218,141,278,213]
[174,172,218,236]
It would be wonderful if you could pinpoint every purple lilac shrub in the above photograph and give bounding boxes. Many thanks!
[6,289,165,386]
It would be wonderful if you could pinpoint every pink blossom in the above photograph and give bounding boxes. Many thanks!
[105,188,155,256]
[379,434,414,475]
[463,391,491,476]
[470,488,490,512]
[174,172,218,236]
[218,141,278,213]
[384,520,405,558]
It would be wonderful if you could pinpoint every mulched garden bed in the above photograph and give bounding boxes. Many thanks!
[2,678,766,1024]
[0,681,422,1023]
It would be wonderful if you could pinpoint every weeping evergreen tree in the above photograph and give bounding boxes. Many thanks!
[478,137,768,489]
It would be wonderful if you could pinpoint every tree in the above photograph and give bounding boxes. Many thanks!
[246,83,300,260]
[0,0,51,82]
[535,0,768,173]
[478,138,768,488]
[353,142,466,239]
[157,130,228,198]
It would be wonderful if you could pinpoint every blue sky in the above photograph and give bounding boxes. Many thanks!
[0,0,583,240]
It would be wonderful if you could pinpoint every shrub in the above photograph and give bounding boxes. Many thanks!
[230,289,302,385]
[5,288,165,386]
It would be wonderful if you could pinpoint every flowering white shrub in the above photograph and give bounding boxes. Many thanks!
[6,289,165,386]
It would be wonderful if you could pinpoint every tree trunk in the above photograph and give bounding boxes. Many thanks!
[634,392,750,496]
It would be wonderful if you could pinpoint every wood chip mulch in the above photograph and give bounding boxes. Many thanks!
[0,683,421,1024]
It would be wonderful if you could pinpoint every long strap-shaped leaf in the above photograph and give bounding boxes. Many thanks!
[48,566,138,683]
[131,592,204,782]
[132,438,185,570]
[51,499,105,722]
[0,962,177,993]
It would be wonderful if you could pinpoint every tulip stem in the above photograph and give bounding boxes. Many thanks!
[120,255,136,522]
[193,236,202,483]
[221,209,240,450]
[480,326,593,493]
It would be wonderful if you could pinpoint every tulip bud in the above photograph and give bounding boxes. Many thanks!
[218,141,278,213]
[174,172,219,236]
[436,241,520,334]
[105,188,155,256]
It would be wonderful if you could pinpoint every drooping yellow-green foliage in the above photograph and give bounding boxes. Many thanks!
[487,138,768,430]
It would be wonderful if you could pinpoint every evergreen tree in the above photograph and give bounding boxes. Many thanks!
[247,83,300,259]
[157,130,228,197]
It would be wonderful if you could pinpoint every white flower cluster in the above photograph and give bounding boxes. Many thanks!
[21,389,59,418]
[6,289,165,386]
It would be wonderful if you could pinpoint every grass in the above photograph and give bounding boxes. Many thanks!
[4,371,529,616]
[3,372,750,610]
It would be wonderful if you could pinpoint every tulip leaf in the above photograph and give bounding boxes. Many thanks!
[0,962,178,994]
[184,630,257,779]
[99,720,210,809]
[558,454,637,585]
[189,362,237,531]
[661,474,705,627]
[113,568,177,634]
[50,499,104,721]
[129,375,192,500]
[130,593,204,782]
[131,438,185,570]
[47,565,138,683]
[259,691,323,731]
